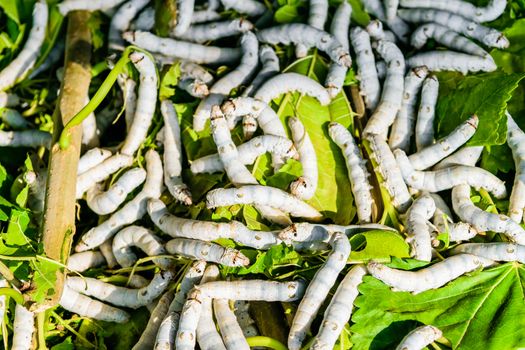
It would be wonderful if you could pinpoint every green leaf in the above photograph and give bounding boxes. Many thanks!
[236,244,303,277]
[51,337,74,350]
[436,71,525,146]
[334,323,353,350]
[5,208,30,246]
[350,263,525,350]
[159,63,181,100]
[348,230,410,263]
[243,205,270,231]
[14,185,28,208]
[481,143,514,174]
[348,0,371,26]
[274,3,305,23]
[0,0,20,23]
[265,159,303,190]
[29,256,61,303]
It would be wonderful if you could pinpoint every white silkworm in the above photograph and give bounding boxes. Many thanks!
[86,167,146,215]
[58,0,126,15]
[220,0,266,16]
[429,193,477,243]
[121,52,157,156]
[256,24,352,68]
[368,254,494,294]
[207,185,323,221]
[123,31,241,64]
[75,149,163,252]
[395,149,507,198]
[389,67,429,152]
[368,135,412,212]
[384,0,400,21]
[67,251,106,272]
[179,61,214,97]
[66,271,173,309]
[124,78,137,131]
[100,239,119,268]
[405,194,436,261]
[395,325,442,350]
[191,135,296,174]
[0,92,19,108]
[59,286,130,323]
[289,117,318,200]
[133,290,175,350]
[166,238,250,267]
[176,19,254,43]
[398,9,509,48]
[242,115,257,139]
[234,301,258,338]
[155,261,206,350]
[0,0,47,91]
[349,27,381,110]
[411,23,489,57]
[363,40,405,137]
[161,100,192,205]
[409,115,479,170]
[193,32,258,131]
[244,45,279,97]
[506,113,525,223]
[376,61,387,80]
[76,154,133,198]
[415,75,439,151]
[329,122,373,223]
[407,52,497,75]
[0,278,6,332]
[148,198,280,249]
[1,109,30,129]
[191,10,221,23]
[288,232,351,350]
[197,265,226,350]
[178,78,209,98]
[361,0,410,42]
[325,1,351,98]
[433,146,484,170]
[310,265,367,350]
[112,225,169,268]
[254,72,331,105]
[109,0,150,50]
[452,184,525,245]
[295,0,329,57]
[11,305,34,350]
[399,0,507,23]
[173,0,195,36]
[0,129,51,148]
[131,6,154,31]
[366,20,397,42]
[450,243,525,263]
[81,110,99,149]
[214,299,250,350]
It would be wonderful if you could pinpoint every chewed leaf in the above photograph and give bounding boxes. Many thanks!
[348,230,410,263]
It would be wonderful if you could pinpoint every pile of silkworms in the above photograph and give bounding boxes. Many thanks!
[0,0,521,349]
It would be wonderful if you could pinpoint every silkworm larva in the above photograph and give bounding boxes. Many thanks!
[173,0,195,36]
[361,0,410,42]
[133,290,175,350]
[109,0,150,50]
[244,45,280,97]
[0,129,51,148]
[296,0,329,57]
[112,225,169,268]
[11,305,35,350]
[67,251,106,272]
[214,299,250,350]
[0,0,47,91]
[180,61,214,85]
[0,278,6,332]
[124,78,137,131]
[366,19,397,42]
[367,254,494,294]
[197,265,226,350]
[310,265,367,350]
[288,233,351,350]
[450,243,525,263]
[1,109,31,129]
[398,9,509,48]
[325,1,351,98]
[385,0,400,21]
[100,239,119,268]
[0,92,20,108]
[429,193,477,243]
[506,113,525,223]
[405,194,436,261]
[433,146,483,170]
[191,10,222,23]
[176,18,254,44]
[122,31,241,65]
[234,301,259,338]
[76,154,133,198]
[289,117,318,200]
[363,40,405,137]
[29,40,65,79]
[395,149,507,198]
[75,149,163,252]
[407,52,497,75]
[166,238,250,267]
[399,0,507,23]
[58,0,126,15]
[220,0,267,16]
[131,6,154,31]
[415,75,439,151]
[409,115,478,170]
[389,67,429,152]
[161,100,192,205]
[395,325,442,350]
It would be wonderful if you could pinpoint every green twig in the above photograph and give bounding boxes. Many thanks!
[246,336,288,350]
[37,311,48,350]
[50,311,96,348]
[0,287,24,305]
[0,260,22,289]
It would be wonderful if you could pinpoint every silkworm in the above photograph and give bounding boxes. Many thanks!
[173,0,195,36]
[133,290,174,350]
[193,32,258,131]
[76,154,133,198]
[289,117,318,200]
[0,92,20,108]
[123,78,137,131]
[325,1,351,98]
[434,146,484,170]
[86,167,146,215]
[1,109,31,129]
[366,20,397,42]
[206,185,323,221]
[234,301,259,338]
[256,24,352,68]
[191,10,222,23]
[367,254,494,294]
[29,40,65,79]
[11,305,34,350]
[75,149,163,252]
[67,251,107,272]
[109,0,150,50]
[190,135,296,174]
[220,0,266,16]
[349,27,381,110]
[214,299,250,350]
[179,61,214,98]
[197,265,226,350]
[100,239,119,268]
[242,115,258,139]
[58,0,126,15]
[329,122,373,223]
[411,23,489,57]
[121,52,158,156]
[450,243,525,263]
[506,113,525,223]
[178,78,209,98]
[122,31,241,64]
[166,238,250,267]
[147,198,280,249]
[310,265,367,350]
[409,115,479,170]
[177,18,254,43]
[397,9,509,48]
[161,100,192,205]
[0,0,48,91]
[452,184,525,245]
[429,193,477,243]
[112,225,169,268]
[255,72,331,105]
[131,6,154,31]
[361,0,410,42]
[0,278,6,332]
[295,0,329,57]
[395,149,507,198]
[244,45,280,97]
[288,232,351,350]
[389,67,429,152]
[405,194,436,261]
[155,261,206,350]
[368,135,412,212]
[363,40,405,137]
[395,325,442,350]
[407,52,497,75]
[399,0,507,23]
[415,75,439,151]
[81,107,99,148]
[384,0,400,20]
[0,129,51,148]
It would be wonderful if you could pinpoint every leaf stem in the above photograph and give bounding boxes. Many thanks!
[0,260,22,288]
[0,287,24,305]
[50,311,96,348]
[37,311,48,350]
[246,336,288,350]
